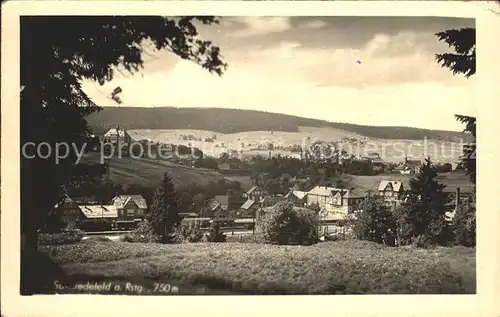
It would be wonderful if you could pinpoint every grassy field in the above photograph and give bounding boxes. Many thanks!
[225,171,473,195]
[81,153,224,187]
[40,240,475,294]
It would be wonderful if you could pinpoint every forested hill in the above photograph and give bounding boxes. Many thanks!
[87,106,472,142]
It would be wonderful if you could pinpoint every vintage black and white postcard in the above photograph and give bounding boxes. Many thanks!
[1,1,499,317]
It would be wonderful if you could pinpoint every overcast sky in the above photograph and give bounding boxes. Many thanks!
[81,16,475,132]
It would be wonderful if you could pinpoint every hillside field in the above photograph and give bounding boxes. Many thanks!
[228,171,474,195]
[129,126,464,164]
[80,150,472,195]
[87,106,472,142]
[81,153,224,187]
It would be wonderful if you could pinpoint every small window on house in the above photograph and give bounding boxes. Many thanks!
[127,209,135,216]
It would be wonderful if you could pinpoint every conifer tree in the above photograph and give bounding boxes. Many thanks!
[435,27,476,185]
[351,195,397,246]
[400,158,450,246]
[149,173,182,243]
[206,221,227,242]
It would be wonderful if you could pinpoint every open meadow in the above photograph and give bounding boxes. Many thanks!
[81,153,225,187]
[40,240,475,295]
[227,171,474,194]
[129,126,464,163]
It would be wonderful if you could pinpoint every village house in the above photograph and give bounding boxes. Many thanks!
[111,194,147,220]
[396,157,422,175]
[76,204,119,230]
[306,186,365,220]
[240,199,260,218]
[207,195,229,218]
[244,185,267,202]
[79,204,117,221]
[54,196,83,223]
[104,125,132,145]
[103,126,132,156]
[377,180,406,204]
[285,190,308,207]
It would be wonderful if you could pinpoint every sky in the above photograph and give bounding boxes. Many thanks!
[81,16,476,132]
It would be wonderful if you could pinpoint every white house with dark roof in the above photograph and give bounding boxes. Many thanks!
[306,186,365,220]
[104,126,132,145]
[377,181,406,204]
[245,185,267,202]
[240,199,259,217]
[284,190,308,207]
[208,195,229,212]
[111,194,147,220]
[79,205,118,219]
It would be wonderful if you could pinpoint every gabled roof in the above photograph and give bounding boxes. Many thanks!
[214,195,229,206]
[378,181,404,192]
[79,205,118,219]
[247,186,258,195]
[308,186,341,197]
[113,195,147,209]
[291,190,308,200]
[241,199,257,210]
[208,195,229,211]
[71,196,99,204]
[104,128,130,138]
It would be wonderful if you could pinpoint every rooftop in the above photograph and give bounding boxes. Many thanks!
[113,195,147,209]
[79,205,118,219]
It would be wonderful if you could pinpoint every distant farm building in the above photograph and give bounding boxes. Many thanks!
[104,125,132,145]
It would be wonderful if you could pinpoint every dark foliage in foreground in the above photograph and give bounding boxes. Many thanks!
[21,15,226,294]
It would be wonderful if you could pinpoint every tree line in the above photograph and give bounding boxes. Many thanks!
[87,107,472,142]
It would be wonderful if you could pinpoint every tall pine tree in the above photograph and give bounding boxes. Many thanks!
[148,173,181,243]
[400,158,451,246]
[435,28,476,185]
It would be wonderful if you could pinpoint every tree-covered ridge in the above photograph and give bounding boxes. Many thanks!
[87,106,473,142]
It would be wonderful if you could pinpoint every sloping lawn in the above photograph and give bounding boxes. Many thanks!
[40,240,475,295]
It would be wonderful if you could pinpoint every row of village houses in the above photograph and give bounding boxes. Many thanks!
[55,180,472,231]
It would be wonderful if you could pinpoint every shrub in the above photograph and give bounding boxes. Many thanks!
[206,222,227,242]
[451,202,476,247]
[182,221,204,243]
[84,236,113,242]
[256,201,319,245]
[350,196,397,246]
[127,220,162,243]
[121,234,136,243]
[38,231,83,245]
